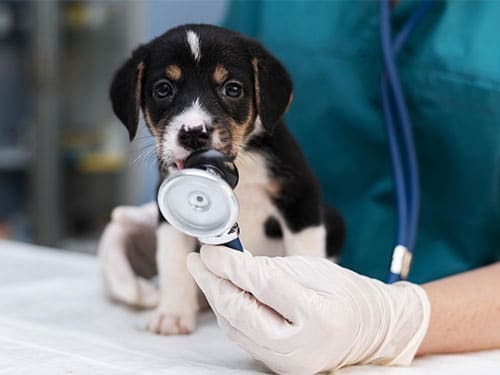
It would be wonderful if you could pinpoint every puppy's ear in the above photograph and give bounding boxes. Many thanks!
[249,41,293,133]
[109,45,149,141]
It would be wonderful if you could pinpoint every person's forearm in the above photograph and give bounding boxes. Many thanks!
[417,262,500,356]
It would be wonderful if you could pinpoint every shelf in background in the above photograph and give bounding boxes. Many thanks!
[0,146,31,171]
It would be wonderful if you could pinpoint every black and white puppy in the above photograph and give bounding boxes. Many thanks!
[110,24,345,335]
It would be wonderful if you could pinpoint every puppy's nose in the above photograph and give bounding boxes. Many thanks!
[178,125,211,150]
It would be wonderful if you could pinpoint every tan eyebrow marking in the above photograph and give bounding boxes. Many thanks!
[135,62,145,128]
[213,64,229,84]
[143,108,159,137]
[251,58,261,112]
[165,65,182,81]
[228,99,255,155]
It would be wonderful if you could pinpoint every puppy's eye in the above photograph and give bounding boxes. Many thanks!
[223,81,243,98]
[153,79,174,100]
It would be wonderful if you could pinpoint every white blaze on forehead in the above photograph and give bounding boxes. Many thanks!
[186,30,201,62]
[178,98,211,131]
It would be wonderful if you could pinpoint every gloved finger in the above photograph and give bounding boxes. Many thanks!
[216,315,303,375]
[199,245,310,323]
[187,253,297,351]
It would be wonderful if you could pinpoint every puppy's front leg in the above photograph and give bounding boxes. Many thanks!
[148,222,198,335]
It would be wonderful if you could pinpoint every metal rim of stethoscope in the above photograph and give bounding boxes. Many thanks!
[157,168,239,239]
[379,0,435,283]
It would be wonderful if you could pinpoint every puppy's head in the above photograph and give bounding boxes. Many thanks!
[110,24,292,170]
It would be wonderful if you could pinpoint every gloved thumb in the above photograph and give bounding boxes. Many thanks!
[198,245,310,324]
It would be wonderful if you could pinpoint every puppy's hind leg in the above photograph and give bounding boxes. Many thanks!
[98,203,160,309]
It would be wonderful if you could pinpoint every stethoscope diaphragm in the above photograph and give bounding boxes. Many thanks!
[157,168,239,239]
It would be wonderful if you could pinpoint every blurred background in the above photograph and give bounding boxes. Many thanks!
[0,0,228,252]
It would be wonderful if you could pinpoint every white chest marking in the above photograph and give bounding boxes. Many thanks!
[186,30,201,63]
[234,150,326,259]
[282,225,326,257]
[234,151,286,257]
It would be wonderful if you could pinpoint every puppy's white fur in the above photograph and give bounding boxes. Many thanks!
[235,150,326,258]
[186,30,201,62]
[99,203,159,308]
[235,149,285,257]
[162,98,212,163]
[149,222,198,335]
[246,115,264,139]
[111,202,158,227]
[282,225,326,257]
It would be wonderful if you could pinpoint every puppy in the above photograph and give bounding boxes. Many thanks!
[109,24,345,335]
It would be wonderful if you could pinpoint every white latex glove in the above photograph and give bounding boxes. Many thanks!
[187,245,430,374]
[98,202,159,308]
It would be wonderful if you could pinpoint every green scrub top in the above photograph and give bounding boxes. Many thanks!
[225,0,500,283]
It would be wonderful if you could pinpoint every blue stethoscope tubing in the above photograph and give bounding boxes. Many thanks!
[224,237,244,252]
[379,0,435,283]
[210,2,434,260]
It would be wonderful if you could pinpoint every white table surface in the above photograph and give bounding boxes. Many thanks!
[0,240,499,375]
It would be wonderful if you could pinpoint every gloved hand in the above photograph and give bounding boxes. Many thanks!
[187,246,430,374]
[98,202,159,308]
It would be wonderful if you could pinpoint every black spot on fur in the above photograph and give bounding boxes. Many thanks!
[322,203,345,257]
[264,216,283,239]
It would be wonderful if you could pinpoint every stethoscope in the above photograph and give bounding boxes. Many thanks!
[157,0,436,281]
[380,0,435,283]
[157,149,244,252]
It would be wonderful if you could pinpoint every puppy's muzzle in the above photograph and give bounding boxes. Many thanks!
[178,125,211,150]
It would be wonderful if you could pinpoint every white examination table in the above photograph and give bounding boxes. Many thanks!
[0,240,499,375]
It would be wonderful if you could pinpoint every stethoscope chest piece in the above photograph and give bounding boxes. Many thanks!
[157,168,238,239]
[157,149,243,250]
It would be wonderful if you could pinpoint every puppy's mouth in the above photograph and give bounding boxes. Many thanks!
[166,145,191,171]
[175,159,185,170]
[171,148,207,170]
[164,127,234,170]
[170,147,233,171]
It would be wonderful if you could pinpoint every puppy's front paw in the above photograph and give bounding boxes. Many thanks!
[148,308,197,335]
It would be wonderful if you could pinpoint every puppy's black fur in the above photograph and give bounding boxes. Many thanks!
[110,24,345,256]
